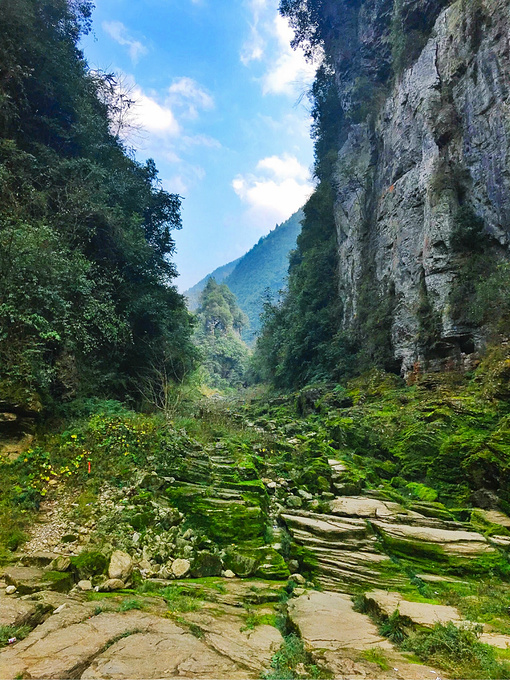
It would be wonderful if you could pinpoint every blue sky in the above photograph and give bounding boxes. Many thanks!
[81,0,316,290]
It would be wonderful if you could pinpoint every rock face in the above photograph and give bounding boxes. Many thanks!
[323,0,510,372]
[108,551,133,582]
[0,581,284,680]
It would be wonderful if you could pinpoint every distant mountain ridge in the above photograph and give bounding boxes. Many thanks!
[184,258,242,311]
[184,210,303,344]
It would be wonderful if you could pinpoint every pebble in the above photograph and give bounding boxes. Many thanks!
[222,570,235,579]
[5,585,17,595]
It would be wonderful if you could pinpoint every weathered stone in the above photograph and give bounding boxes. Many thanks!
[289,573,306,585]
[4,567,72,595]
[286,495,302,509]
[297,489,313,501]
[77,580,92,591]
[372,520,494,556]
[99,579,125,592]
[5,586,16,595]
[108,550,133,581]
[191,551,222,578]
[47,555,71,572]
[480,633,510,650]
[222,570,235,579]
[289,591,393,651]
[222,550,257,578]
[171,558,190,579]
[364,590,462,628]
[289,591,440,678]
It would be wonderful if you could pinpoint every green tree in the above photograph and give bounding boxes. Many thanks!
[194,280,250,390]
[0,0,196,407]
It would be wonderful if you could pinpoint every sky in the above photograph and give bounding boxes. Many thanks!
[80,0,317,291]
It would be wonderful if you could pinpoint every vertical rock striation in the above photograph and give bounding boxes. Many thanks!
[324,0,510,372]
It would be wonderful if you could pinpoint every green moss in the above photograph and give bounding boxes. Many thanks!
[166,486,265,545]
[70,551,107,579]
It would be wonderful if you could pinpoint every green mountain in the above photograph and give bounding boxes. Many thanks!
[185,210,303,344]
[225,211,303,343]
[185,258,242,311]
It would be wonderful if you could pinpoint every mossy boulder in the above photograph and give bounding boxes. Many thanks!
[166,486,266,545]
[223,546,289,580]
[254,548,290,580]
[190,551,223,578]
[223,548,258,577]
[70,551,107,580]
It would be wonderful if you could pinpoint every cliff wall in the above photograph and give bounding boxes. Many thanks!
[327,0,510,372]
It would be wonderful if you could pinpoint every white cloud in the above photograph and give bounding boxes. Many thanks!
[102,21,148,64]
[131,85,180,137]
[263,16,316,95]
[167,77,215,120]
[241,0,317,97]
[232,153,313,228]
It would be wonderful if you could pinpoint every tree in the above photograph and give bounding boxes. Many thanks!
[0,0,196,407]
[194,280,250,390]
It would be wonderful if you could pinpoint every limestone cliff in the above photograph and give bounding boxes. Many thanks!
[323,0,510,373]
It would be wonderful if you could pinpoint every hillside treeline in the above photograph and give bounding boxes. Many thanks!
[0,0,196,409]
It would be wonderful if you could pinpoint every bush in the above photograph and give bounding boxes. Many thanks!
[402,622,510,678]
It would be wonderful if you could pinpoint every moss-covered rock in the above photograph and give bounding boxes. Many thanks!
[222,546,289,580]
[70,551,107,580]
[190,551,223,578]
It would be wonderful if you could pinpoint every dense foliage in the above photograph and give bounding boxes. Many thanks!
[194,279,250,390]
[252,58,353,388]
[0,0,196,408]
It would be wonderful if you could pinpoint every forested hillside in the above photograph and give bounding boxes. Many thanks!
[185,210,302,343]
[0,0,195,411]
[193,279,250,390]
[184,258,241,311]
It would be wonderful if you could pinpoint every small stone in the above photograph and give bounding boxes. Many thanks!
[5,585,16,595]
[158,566,172,580]
[108,550,133,581]
[132,532,141,545]
[77,580,92,591]
[297,489,313,501]
[99,578,125,592]
[53,604,67,614]
[182,529,194,540]
[222,570,235,579]
[293,587,305,596]
[288,560,299,573]
[290,573,306,585]
[286,495,303,509]
[48,555,71,572]
[171,558,190,579]
[321,492,335,500]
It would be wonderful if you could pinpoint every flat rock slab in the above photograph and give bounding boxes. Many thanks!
[329,496,408,519]
[479,510,510,529]
[0,591,41,627]
[0,597,282,680]
[289,591,393,651]
[372,520,493,556]
[365,590,462,628]
[289,591,441,679]
[281,512,367,538]
[480,633,510,649]
[3,566,71,595]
